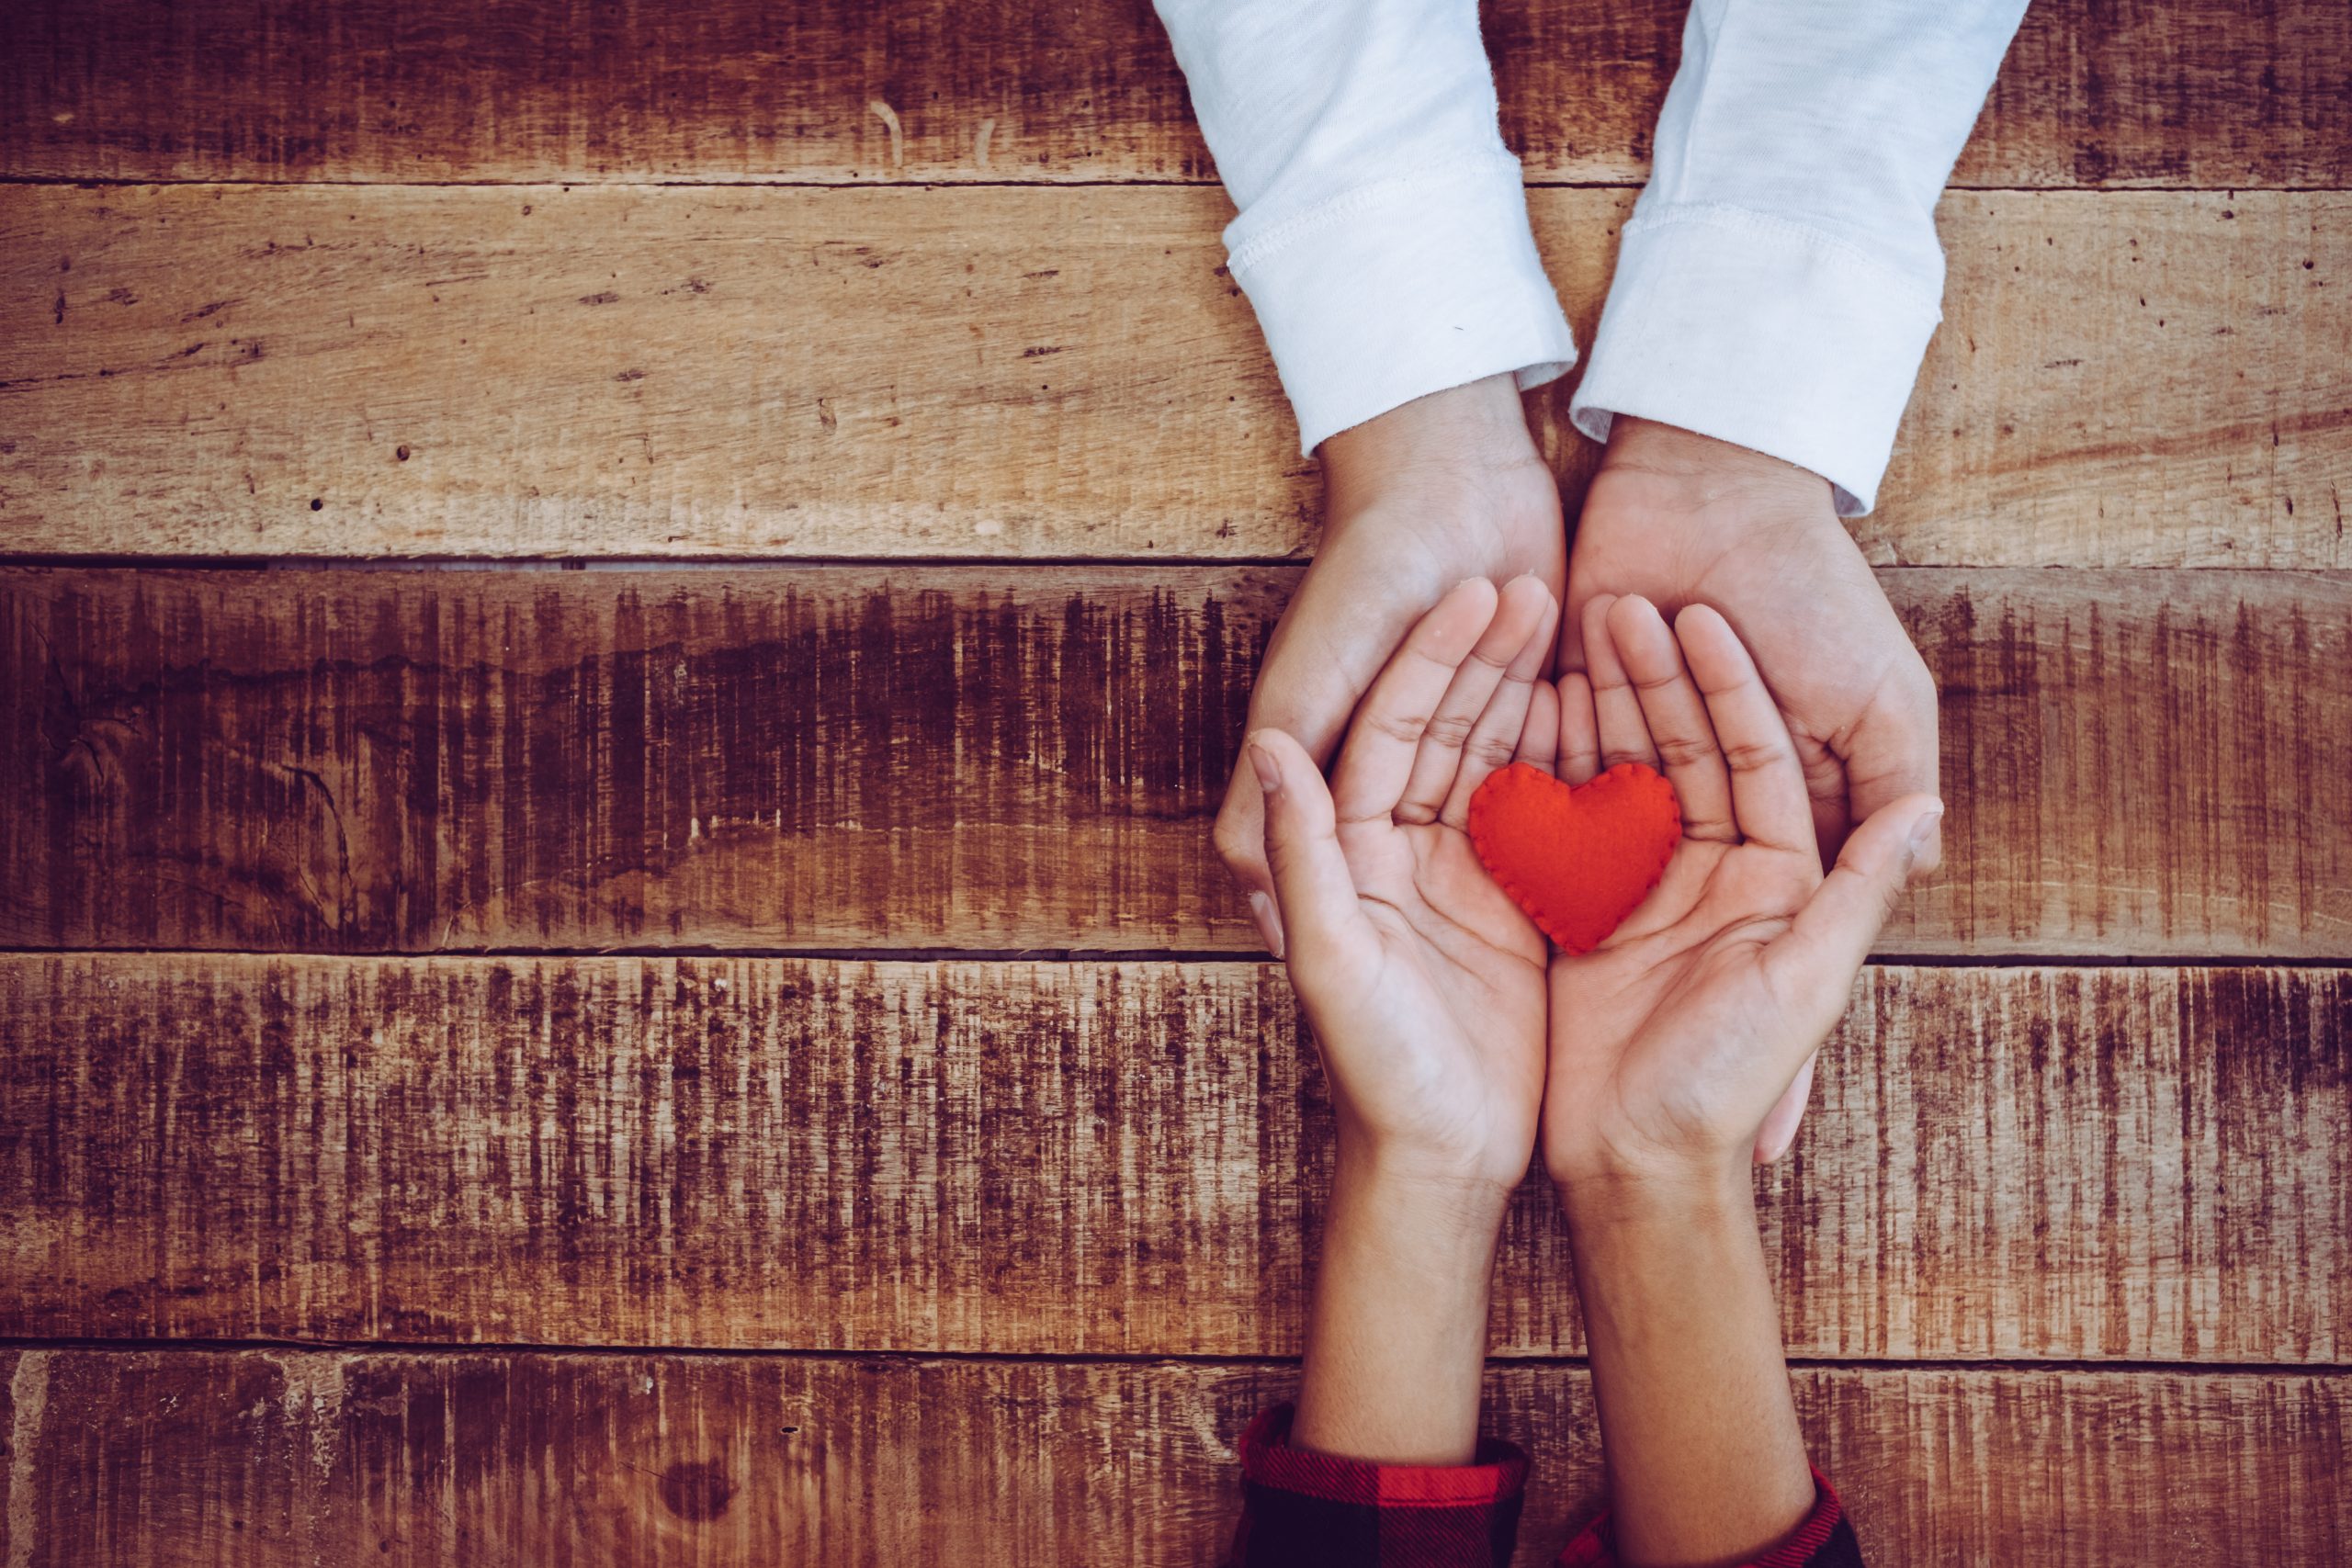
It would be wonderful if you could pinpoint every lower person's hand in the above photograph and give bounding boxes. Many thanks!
[1532,592,1939,1565]
[1249,573,1557,1195]
[1539,593,1943,1194]
[1566,416,1940,1159]
[1247,574,1558,1464]
[1222,374,1565,957]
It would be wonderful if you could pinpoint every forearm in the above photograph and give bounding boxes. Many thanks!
[1293,1150,1510,1465]
[1150,0,1573,452]
[1569,0,2030,512]
[1564,1171,1814,1566]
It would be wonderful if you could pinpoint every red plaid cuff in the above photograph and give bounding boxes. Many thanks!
[1229,1404,1862,1568]
[1228,1404,1531,1566]
[1555,1468,1859,1568]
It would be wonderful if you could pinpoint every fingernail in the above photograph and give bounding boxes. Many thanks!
[1905,803,1946,861]
[1247,738,1281,795]
[1248,890,1285,960]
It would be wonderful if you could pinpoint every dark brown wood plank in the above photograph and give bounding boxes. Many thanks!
[3,186,2343,565]
[4,567,2346,957]
[1,1,2343,189]
[1,1350,2344,1565]
[2,957,2344,1362]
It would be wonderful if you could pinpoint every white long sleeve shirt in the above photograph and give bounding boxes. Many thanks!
[1154,0,2029,514]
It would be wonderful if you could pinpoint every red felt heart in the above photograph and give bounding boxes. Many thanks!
[1466,761,1680,954]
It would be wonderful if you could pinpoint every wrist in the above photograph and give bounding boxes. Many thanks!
[1557,1141,1814,1566]
[1592,415,1828,513]
[1295,1145,1509,1467]
[1331,1139,1517,1260]
[1320,374,1549,506]
[1556,1156,1753,1241]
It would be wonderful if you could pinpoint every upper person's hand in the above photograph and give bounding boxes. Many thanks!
[1566,417,1939,873]
[1246,575,1560,1197]
[1222,375,1566,958]
[1537,593,1944,1194]
[1566,416,1942,1159]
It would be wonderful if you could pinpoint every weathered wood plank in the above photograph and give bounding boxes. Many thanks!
[2,956,2345,1363]
[4,568,2346,956]
[2,187,2343,566]
[0,1350,2343,1565]
[1,1,2343,189]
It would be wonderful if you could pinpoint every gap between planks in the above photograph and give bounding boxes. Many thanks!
[0,1336,2346,1380]
[1,944,2348,968]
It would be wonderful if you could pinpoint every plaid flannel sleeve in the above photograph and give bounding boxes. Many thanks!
[1227,1405,1862,1567]
[1227,1405,1530,1566]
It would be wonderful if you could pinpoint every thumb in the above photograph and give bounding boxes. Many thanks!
[1247,728,1367,968]
[1215,589,1396,930]
[1762,794,1944,1034]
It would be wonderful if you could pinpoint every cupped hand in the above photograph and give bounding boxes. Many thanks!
[1536,593,1943,1191]
[1566,417,1939,872]
[1566,417,1941,1158]
[1247,574,1561,1194]
[1220,375,1565,952]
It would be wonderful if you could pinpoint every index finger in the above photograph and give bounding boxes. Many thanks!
[1673,604,1816,858]
[1329,579,1502,825]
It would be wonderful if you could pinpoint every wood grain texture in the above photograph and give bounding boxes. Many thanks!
[0,1350,2345,1566]
[5,567,2346,957]
[2,1,2344,189]
[2,186,2343,566]
[2,956,2344,1362]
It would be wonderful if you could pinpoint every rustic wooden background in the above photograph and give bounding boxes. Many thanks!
[1,1,2347,1562]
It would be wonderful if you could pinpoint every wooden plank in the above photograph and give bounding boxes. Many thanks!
[1,1,2343,189]
[2,186,2343,567]
[4,567,2346,957]
[2,956,2344,1362]
[0,1350,2343,1565]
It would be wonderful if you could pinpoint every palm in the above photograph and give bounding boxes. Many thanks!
[1546,835,1818,1176]
[1250,575,1563,1191]
[1333,819,1549,1160]
[1533,592,1869,1183]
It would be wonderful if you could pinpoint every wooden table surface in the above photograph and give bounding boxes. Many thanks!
[1,2,2347,1562]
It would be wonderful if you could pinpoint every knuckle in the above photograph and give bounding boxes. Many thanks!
[1464,645,1512,673]
[1420,712,1478,750]
[1653,734,1715,769]
[1893,649,1939,708]
[1719,737,1790,774]
[1212,806,1262,877]
[1367,708,1433,747]
[1466,731,1519,769]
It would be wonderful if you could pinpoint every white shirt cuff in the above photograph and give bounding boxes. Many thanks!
[1226,152,1578,455]
[1568,203,1945,515]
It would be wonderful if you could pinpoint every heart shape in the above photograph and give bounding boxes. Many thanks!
[1466,761,1680,954]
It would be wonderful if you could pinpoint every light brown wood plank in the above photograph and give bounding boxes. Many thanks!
[2,1,2343,189]
[2,186,2343,566]
[4,567,2346,956]
[0,1350,2344,1565]
[2,956,2344,1362]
